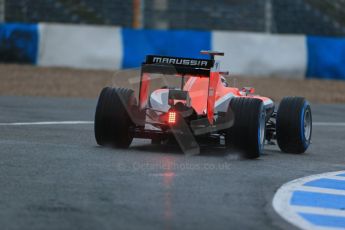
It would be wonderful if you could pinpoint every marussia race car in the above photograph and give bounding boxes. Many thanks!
[94,51,312,158]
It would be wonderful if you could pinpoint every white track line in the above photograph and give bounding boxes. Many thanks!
[314,122,345,126]
[0,121,343,126]
[295,185,345,196]
[0,121,94,126]
[291,206,345,218]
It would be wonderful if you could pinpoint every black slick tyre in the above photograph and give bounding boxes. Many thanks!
[226,98,266,159]
[94,87,136,148]
[276,97,312,154]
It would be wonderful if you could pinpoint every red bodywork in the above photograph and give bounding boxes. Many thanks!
[139,54,272,126]
[184,73,272,120]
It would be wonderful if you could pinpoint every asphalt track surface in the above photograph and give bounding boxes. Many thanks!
[1,96,345,230]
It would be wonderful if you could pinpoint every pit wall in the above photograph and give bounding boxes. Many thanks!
[1,23,345,79]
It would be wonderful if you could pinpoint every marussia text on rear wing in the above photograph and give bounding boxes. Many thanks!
[142,55,215,77]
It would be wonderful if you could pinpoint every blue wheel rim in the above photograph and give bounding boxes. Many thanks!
[258,106,266,154]
[300,103,312,147]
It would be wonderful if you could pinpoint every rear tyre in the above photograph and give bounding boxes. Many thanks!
[276,97,312,153]
[94,87,136,148]
[226,98,266,159]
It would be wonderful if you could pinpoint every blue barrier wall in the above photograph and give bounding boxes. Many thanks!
[122,28,211,68]
[1,23,345,80]
[307,36,345,80]
[0,23,39,64]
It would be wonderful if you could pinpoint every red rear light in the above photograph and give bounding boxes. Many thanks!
[168,111,176,124]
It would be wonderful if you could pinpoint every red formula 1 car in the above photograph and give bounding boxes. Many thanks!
[94,51,312,158]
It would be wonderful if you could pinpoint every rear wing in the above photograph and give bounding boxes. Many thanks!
[142,55,215,77]
[139,54,219,125]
